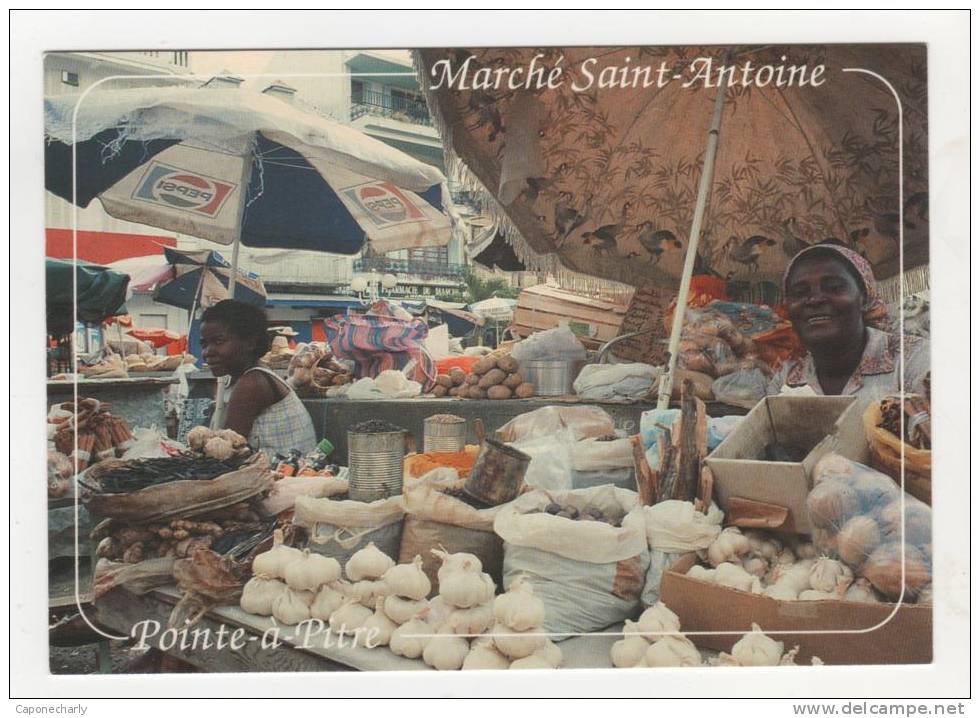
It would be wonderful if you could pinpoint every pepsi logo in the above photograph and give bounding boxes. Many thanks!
[357,184,409,223]
[152,173,219,209]
[132,162,237,217]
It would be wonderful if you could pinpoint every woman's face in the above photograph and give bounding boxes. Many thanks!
[785,256,866,352]
[200,320,254,377]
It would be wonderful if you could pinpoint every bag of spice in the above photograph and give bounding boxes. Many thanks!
[399,471,506,596]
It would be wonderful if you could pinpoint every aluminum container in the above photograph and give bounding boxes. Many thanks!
[520,359,587,397]
[463,438,531,506]
[347,429,406,502]
[423,414,467,454]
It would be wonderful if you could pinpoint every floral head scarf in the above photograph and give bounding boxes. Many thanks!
[783,244,892,331]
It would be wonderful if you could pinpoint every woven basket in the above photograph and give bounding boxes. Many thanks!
[862,401,931,505]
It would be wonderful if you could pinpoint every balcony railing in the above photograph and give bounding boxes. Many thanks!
[351,88,432,127]
[353,257,468,281]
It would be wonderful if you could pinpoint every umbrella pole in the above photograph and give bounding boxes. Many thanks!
[656,70,729,409]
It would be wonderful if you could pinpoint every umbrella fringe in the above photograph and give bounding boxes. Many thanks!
[877,264,930,305]
[413,51,634,304]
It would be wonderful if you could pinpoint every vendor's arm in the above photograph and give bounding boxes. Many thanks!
[222,371,281,438]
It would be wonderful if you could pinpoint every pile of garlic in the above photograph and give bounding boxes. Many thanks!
[610,602,702,668]
[477,577,563,670]
[241,530,346,627]
[687,528,869,602]
[713,623,824,666]
[338,542,396,608]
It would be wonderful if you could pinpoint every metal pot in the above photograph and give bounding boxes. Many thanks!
[347,429,408,502]
[520,359,586,397]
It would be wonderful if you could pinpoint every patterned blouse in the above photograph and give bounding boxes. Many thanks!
[767,328,930,410]
[215,367,318,458]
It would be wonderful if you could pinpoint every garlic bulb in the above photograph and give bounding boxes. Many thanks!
[636,602,681,638]
[271,587,315,625]
[744,530,782,560]
[441,602,494,635]
[240,574,287,616]
[769,559,816,594]
[432,547,483,583]
[809,557,853,593]
[714,562,757,592]
[533,638,563,668]
[686,565,716,582]
[346,579,389,608]
[799,589,838,601]
[328,598,373,634]
[622,619,644,639]
[794,541,818,560]
[383,556,431,600]
[491,623,546,660]
[383,594,429,625]
[763,583,800,601]
[462,640,511,670]
[730,623,784,666]
[346,542,395,582]
[493,579,545,632]
[776,548,796,565]
[203,436,234,461]
[843,578,879,603]
[611,636,649,667]
[422,630,471,670]
[707,527,751,567]
[644,635,702,667]
[389,616,432,659]
[186,426,214,451]
[251,529,303,580]
[310,583,347,620]
[742,556,769,578]
[439,571,495,609]
[361,598,398,647]
[510,655,555,670]
[283,550,342,592]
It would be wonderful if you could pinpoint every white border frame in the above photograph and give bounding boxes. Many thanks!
[9,9,971,703]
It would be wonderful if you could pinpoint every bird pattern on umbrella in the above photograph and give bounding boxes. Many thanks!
[417,44,928,288]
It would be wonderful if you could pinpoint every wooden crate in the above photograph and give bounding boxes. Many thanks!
[511,284,629,349]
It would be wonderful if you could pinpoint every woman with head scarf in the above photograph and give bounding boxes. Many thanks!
[767,243,929,407]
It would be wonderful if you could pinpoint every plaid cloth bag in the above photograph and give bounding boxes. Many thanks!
[324,305,437,391]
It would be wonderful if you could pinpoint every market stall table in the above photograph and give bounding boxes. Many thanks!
[95,587,622,672]
[47,376,179,432]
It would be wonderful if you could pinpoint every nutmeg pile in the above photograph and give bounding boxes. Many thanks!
[433,354,535,400]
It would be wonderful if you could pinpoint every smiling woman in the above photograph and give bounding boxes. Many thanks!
[767,243,929,408]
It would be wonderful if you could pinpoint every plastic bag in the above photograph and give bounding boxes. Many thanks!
[120,426,184,460]
[346,372,422,400]
[707,416,742,451]
[496,405,616,443]
[571,437,634,472]
[711,368,770,409]
[510,323,587,364]
[573,363,663,402]
[511,430,576,492]
[806,454,932,602]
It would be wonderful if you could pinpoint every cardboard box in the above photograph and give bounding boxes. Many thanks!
[660,554,932,665]
[705,395,870,534]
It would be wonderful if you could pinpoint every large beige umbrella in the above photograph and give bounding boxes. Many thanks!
[416,44,928,288]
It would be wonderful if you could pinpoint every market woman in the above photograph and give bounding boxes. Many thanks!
[767,243,929,406]
[201,300,317,456]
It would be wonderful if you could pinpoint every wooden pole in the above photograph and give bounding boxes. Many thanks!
[657,58,730,409]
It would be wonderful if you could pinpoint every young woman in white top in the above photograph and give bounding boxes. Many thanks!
[201,300,317,457]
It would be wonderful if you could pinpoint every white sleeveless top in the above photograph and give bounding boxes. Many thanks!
[215,367,317,457]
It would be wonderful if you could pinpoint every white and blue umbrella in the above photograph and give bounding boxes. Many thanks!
[44,86,451,266]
